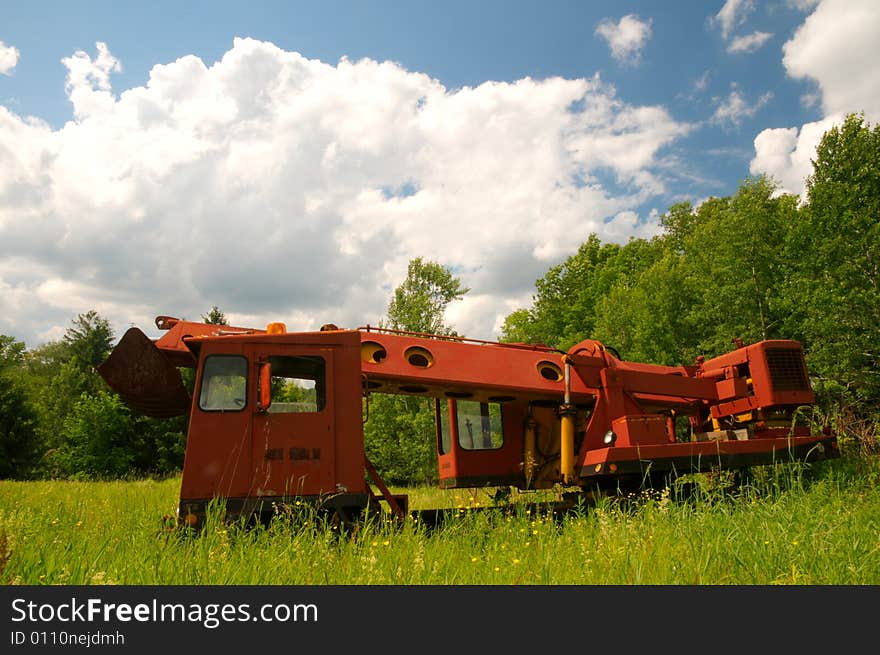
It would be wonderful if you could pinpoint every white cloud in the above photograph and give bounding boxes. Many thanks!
[61,42,122,119]
[782,0,880,117]
[786,0,820,11]
[0,41,20,75]
[595,15,653,67]
[711,0,755,40]
[712,86,773,128]
[710,1,772,55]
[749,118,838,196]
[0,39,692,348]
[750,0,880,195]
[727,31,774,53]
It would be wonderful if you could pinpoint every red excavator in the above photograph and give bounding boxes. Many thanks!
[98,315,838,526]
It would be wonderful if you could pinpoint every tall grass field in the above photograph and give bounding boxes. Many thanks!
[1,454,878,585]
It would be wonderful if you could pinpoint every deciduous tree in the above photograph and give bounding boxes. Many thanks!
[784,112,880,408]
[365,258,469,484]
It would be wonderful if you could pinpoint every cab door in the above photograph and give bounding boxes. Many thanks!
[436,398,523,488]
[250,346,336,498]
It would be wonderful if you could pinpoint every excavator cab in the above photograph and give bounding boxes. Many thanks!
[101,320,373,526]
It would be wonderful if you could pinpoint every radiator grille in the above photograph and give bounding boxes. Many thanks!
[765,348,810,391]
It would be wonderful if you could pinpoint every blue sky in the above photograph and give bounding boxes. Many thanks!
[1,0,878,347]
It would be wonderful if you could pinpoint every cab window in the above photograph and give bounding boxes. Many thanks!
[266,355,326,413]
[198,355,248,411]
[457,401,503,450]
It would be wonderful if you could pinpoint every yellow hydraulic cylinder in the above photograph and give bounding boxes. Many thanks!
[524,416,537,486]
[559,357,575,485]
[560,406,575,485]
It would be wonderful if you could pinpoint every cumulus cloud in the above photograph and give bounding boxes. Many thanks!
[710,1,772,54]
[711,0,755,40]
[61,41,122,119]
[750,118,838,196]
[595,14,653,67]
[750,0,880,195]
[0,38,692,347]
[712,86,773,128]
[782,0,880,117]
[0,42,20,75]
[727,31,773,53]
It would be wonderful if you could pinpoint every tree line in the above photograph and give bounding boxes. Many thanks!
[0,113,877,481]
[501,113,880,423]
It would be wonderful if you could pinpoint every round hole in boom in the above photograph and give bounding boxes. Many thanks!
[404,346,435,368]
[399,385,428,394]
[537,361,563,382]
[361,341,387,364]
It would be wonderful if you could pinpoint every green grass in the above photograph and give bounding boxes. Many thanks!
[1,455,879,585]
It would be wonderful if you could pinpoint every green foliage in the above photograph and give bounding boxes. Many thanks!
[501,234,666,352]
[2,310,187,480]
[783,113,880,410]
[499,308,543,345]
[130,414,187,476]
[0,335,45,478]
[62,310,115,370]
[39,359,98,453]
[386,257,469,335]
[366,257,468,484]
[593,252,699,365]
[363,394,437,485]
[0,335,26,371]
[678,176,797,355]
[52,390,186,479]
[55,391,136,479]
[0,372,40,479]
[202,305,229,325]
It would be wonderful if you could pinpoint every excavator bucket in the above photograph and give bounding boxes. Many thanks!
[97,327,192,418]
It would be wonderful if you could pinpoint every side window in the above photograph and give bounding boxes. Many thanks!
[198,355,248,411]
[457,400,503,450]
[266,355,326,413]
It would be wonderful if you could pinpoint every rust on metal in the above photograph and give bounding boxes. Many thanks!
[97,327,191,418]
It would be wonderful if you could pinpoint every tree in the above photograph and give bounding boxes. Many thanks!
[365,258,469,484]
[130,414,187,477]
[54,391,136,479]
[63,310,115,370]
[593,253,700,366]
[500,234,665,352]
[386,258,469,335]
[0,335,41,478]
[500,308,546,345]
[25,312,116,464]
[362,394,438,485]
[784,113,880,410]
[0,335,26,371]
[202,306,228,325]
[681,177,797,354]
[0,374,39,479]
[659,201,699,255]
